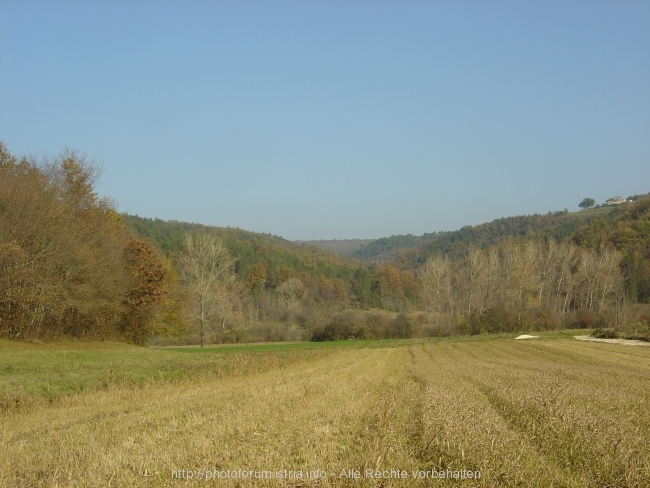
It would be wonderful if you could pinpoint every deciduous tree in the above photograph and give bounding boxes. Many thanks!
[180,233,235,347]
[579,198,596,210]
[278,278,306,329]
[121,237,168,344]
[417,256,449,327]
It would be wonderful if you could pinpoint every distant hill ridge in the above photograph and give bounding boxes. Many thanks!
[295,210,611,262]
[127,195,648,267]
[370,194,650,265]
[400,208,625,266]
[348,207,616,264]
[294,239,374,256]
[124,193,650,303]
[123,215,303,255]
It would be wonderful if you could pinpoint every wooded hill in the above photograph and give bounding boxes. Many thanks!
[123,214,362,291]
[384,199,650,305]
[352,207,616,263]
[2,140,648,344]
[572,198,650,304]
[123,214,418,312]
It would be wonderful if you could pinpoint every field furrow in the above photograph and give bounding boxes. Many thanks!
[1,337,649,487]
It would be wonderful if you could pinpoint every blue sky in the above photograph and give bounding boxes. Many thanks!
[1,1,649,240]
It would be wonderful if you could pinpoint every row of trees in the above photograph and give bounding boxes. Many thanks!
[177,235,627,343]
[417,240,625,334]
[579,195,646,210]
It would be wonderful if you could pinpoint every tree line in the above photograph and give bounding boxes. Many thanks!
[417,240,625,335]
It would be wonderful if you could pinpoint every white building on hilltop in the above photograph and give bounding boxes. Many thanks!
[605,196,629,205]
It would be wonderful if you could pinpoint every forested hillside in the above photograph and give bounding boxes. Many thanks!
[124,214,418,314]
[125,200,650,342]
[124,215,302,257]
[124,214,361,293]
[571,198,650,303]
[354,208,615,263]
[2,141,648,345]
[351,233,437,261]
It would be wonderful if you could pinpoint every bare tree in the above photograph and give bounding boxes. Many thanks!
[215,277,247,333]
[536,240,556,309]
[418,255,450,327]
[555,241,579,317]
[243,301,258,330]
[278,278,306,329]
[180,233,235,347]
[501,242,539,329]
[483,247,501,311]
[463,246,486,317]
[596,246,622,314]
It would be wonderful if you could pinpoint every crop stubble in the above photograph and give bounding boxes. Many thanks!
[1,338,649,487]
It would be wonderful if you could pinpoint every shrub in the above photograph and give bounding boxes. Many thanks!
[573,309,598,329]
[466,308,514,335]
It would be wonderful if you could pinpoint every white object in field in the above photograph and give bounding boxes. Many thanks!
[515,334,539,340]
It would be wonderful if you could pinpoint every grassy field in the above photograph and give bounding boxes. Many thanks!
[1,332,649,487]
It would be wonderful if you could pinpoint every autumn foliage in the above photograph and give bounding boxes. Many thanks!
[0,143,169,343]
[2,141,647,345]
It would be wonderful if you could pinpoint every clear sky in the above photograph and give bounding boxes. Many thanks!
[1,1,649,240]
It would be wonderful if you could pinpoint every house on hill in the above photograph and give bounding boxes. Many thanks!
[605,196,629,205]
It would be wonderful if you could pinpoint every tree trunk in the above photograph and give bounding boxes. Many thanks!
[199,296,204,348]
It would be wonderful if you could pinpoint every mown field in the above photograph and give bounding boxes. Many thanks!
[1,333,649,487]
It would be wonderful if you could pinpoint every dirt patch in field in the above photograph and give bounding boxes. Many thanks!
[574,336,650,347]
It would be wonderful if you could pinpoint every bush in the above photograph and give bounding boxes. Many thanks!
[592,328,619,339]
[311,310,391,341]
[529,309,560,331]
[572,309,599,329]
[466,308,515,335]
[385,313,414,339]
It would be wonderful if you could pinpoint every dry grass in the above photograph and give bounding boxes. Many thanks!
[1,336,649,487]
[0,339,339,416]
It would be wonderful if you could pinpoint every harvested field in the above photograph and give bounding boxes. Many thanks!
[1,334,649,487]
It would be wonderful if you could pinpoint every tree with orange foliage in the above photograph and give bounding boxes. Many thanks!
[121,237,168,344]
